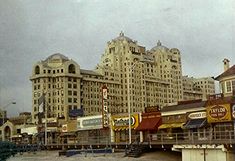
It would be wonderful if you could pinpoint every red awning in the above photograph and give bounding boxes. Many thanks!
[136,117,161,131]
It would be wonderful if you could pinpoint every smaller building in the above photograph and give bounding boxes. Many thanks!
[111,113,139,143]
[215,58,235,97]
[76,115,110,144]
[136,106,162,142]
[206,93,235,140]
[158,100,206,141]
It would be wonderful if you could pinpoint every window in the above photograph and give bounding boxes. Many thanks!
[232,80,235,92]
[226,81,232,93]
[35,66,40,74]
[68,64,76,74]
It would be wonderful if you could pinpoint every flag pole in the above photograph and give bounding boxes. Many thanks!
[44,94,47,146]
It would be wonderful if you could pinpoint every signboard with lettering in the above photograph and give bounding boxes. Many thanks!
[207,104,231,123]
[111,114,139,130]
[77,115,103,130]
[188,111,206,120]
[102,85,109,128]
[144,106,160,113]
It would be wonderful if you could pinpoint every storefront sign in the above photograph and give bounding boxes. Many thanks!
[208,93,224,100]
[83,118,102,126]
[144,106,160,113]
[77,115,103,130]
[188,111,206,119]
[111,114,139,130]
[113,116,135,126]
[207,104,231,123]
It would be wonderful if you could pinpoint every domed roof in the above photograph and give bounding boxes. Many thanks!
[112,31,134,43]
[45,53,69,61]
[150,40,169,52]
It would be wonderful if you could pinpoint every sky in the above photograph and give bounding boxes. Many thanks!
[0,0,234,117]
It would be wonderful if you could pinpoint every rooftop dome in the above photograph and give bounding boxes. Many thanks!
[150,40,169,52]
[112,31,135,43]
[45,53,69,61]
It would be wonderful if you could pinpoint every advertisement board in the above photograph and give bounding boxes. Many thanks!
[77,115,103,130]
[188,111,206,120]
[102,85,109,128]
[111,114,139,130]
[207,104,232,123]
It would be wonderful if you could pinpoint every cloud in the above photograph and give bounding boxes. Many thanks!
[0,0,234,117]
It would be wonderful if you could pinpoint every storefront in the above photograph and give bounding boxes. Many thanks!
[207,102,233,139]
[183,111,209,140]
[111,113,139,143]
[158,114,186,140]
[76,115,110,144]
[136,111,161,142]
[60,120,77,144]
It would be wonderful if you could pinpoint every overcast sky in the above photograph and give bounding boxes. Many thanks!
[0,0,234,117]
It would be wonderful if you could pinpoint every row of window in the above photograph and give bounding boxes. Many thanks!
[34,64,76,75]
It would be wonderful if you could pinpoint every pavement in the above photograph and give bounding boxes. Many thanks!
[7,150,182,161]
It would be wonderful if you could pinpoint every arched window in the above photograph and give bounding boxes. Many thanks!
[68,64,76,74]
[35,66,40,74]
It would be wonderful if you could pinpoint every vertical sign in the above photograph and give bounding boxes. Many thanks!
[102,85,109,128]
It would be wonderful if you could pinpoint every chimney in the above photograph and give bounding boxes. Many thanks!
[223,58,230,71]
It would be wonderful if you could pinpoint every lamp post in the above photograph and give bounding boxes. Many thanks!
[127,60,139,144]
[127,67,132,144]
[38,87,62,146]
[127,58,147,144]
[1,101,16,125]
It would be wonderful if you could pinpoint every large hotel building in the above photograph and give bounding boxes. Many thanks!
[30,32,215,123]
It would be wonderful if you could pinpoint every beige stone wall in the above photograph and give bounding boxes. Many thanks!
[182,76,215,101]
[30,54,82,123]
[30,33,215,121]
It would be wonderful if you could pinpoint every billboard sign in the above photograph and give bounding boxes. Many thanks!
[207,104,231,123]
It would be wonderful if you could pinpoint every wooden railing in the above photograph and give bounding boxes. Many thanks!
[45,130,235,147]
[148,130,235,145]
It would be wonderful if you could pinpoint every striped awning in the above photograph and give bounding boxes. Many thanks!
[114,127,129,131]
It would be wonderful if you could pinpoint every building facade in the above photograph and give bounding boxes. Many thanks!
[30,54,82,123]
[30,32,215,123]
[182,76,215,101]
[215,58,235,97]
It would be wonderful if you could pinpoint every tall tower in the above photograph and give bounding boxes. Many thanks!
[150,40,183,104]
[96,32,170,113]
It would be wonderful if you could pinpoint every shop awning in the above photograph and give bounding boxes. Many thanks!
[136,117,161,131]
[158,122,184,129]
[183,118,207,129]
